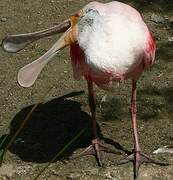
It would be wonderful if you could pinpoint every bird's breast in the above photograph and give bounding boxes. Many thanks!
[70,9,152,89]
[77,13,147,75]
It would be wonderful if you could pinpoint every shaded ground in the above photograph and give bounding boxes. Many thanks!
[0,0,173,179]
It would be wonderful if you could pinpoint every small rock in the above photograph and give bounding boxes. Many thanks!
[1,17,7,22]
[101,95,107,103]
[38,21,43,25]
[168,37,173,42]
[153,145,173,154]
[156,36,161,41]
[151,14,165,24]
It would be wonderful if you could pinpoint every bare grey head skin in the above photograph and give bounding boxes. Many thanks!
[77,8,100,43]
[78,8,100,28]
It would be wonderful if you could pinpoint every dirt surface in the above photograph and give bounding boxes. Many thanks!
[0,0,173,179]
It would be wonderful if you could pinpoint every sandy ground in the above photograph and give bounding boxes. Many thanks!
[0,0,173,179]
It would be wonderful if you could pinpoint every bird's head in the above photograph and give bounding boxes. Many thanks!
[1,5,100,87]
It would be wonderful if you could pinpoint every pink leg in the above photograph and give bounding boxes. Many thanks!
[70,78,121,165]
[131,80,141,178]
[87,79,97,138]
[117,80,168,179]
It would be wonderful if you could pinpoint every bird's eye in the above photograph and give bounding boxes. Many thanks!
[86,8,93,13]
[85,8,99,15]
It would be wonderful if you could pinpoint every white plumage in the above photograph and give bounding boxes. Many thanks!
[74,1,151,89]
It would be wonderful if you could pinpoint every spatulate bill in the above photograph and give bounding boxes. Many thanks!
[17,28,73,87]
[1,20,70,53]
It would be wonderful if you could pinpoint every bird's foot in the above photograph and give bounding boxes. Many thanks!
[70,138,121,166]
[116,151,169,179]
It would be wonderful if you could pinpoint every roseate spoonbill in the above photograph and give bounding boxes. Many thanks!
[2,1,167,179]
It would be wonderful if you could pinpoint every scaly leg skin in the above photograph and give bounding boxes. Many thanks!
[70,78,121,166]
[116,80,168,179]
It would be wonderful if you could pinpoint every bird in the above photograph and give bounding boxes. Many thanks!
[2,1,167,179]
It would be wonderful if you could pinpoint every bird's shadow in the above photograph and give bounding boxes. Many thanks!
[7,91,127,163]
[8,91,94,163]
